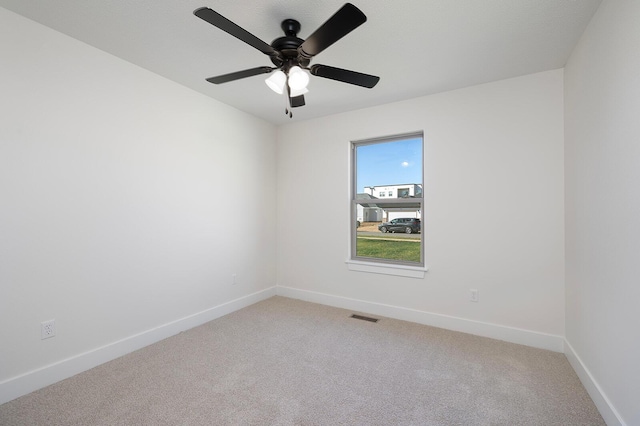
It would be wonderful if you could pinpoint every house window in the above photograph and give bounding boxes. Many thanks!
[351,132,424,269]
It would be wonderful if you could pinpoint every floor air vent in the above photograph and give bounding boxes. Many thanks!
[350,314,379,323]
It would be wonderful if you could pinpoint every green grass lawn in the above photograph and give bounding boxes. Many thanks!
[356,237,421,263]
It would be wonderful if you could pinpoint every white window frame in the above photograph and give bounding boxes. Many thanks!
[346,132,427,278]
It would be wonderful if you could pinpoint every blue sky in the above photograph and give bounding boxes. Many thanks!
[356,137,422,193]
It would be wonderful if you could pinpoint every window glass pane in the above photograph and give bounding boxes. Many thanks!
[355,203,421,263]
[353,135,423,265]
[356,137,422,193]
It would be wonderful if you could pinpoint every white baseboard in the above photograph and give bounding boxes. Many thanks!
[0,286,276,405]
[276,286,565,352]
[564,340,626,426]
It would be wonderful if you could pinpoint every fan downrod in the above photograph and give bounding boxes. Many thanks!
[281,19,300,36]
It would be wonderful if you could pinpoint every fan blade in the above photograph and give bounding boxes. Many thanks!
[194,7,280,59]
[206,67,273,84]
[290,95,306,108]
[298,3,366,59]
[310,64,379,88]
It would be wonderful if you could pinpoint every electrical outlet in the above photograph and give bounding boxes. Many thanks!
[41,319,56,339]
[470,289,479,302]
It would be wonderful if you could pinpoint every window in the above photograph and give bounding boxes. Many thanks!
[350,133,424,272]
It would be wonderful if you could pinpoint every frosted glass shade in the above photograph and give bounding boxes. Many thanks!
[288,66,309,90]
[290,86,309,97]
[265,70,286,94]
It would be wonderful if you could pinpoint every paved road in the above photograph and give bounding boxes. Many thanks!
[357,231,420,240]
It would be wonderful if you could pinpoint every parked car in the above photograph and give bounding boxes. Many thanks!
[378,218,421,234]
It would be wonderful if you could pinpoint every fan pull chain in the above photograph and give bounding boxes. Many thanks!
[284,92,293,118]
[284,75,293,118]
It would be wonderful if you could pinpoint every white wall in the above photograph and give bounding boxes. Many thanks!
[0,8,277,403]
[564,0,640,424]
[277,70,565,349]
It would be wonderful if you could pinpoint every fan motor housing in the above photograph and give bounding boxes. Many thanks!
[270,19,309,68]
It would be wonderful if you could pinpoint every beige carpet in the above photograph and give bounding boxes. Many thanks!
[0,296,604,425]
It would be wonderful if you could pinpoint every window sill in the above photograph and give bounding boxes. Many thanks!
[345,260,428,279]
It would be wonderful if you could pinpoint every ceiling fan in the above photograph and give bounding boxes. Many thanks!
[194,3,380,116]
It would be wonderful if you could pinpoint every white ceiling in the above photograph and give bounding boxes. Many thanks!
[1,0,601,125]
